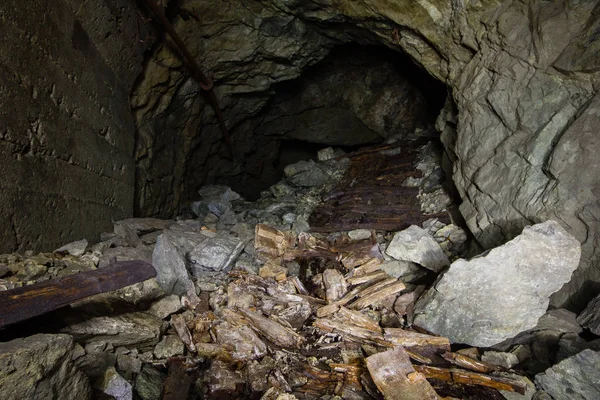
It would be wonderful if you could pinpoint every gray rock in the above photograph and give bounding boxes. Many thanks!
[481,351,519,369]
[578,293,600,335]
[153,335,184,359]
[55,239,89,257]
[152,235,196,297]
[413,221,581,347]
[116,353,142,380]
[192,185,241,217]
[95,367,132,400]
[270,182,296,198]
[0,334,91,400]
[284,160,329,188]
[385,225,449,272]
[535,349,600,400]
[379,260,428,283]
[148,294,182,319]
[188,235,244,277]
[62,312,162,350]
[348,229,372,241]
[162,229,209,256]
[135,365,165,400]
[557,333,600,362]
[536,308,582,334]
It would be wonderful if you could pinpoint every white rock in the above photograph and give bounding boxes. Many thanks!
[55,239,88,257]
[385,225,449,272]
[413,221,581,347]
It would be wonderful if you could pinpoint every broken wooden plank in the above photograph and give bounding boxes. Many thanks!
[441,351,500,373]
[350,280,406,310]
[322,269,348,303]
[414,365,527,395]
[0,260,156,328]
[384,328,451,352]
[236,308,306,349]
[255,224,294,260]
[314,318,388,346]
[366,346,441,400]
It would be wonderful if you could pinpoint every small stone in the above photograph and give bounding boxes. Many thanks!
[481,351,519,369]
[379,260,428,283]
[116,353,142,380]
[153,335,184,360]
[55,239,89,257]
[95,366,132,400]
[385,225,449,272]
[135,365,165,400]
[284,160,329,187]
[535,349,600,400]
[270,181,296,198]
[578,293,600,335]
[188,235,244,277]
[148,295,182,319]
[348,229,372,241]
[72,343,86,360]
[317,147,336,161]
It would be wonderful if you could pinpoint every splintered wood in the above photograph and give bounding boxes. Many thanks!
[171,224,529,399]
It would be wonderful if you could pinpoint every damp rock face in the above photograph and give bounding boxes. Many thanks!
[0,334,91,400]
[535,349,600,400]
[414,221,581,347]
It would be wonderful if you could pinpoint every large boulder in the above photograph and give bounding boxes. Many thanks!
[413,221,581,347]
[0,334,91,400]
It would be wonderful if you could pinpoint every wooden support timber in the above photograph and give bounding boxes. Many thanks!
[0,260,157,328]
[309,140,450,232]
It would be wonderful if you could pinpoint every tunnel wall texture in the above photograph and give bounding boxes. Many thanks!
[0,0,148,252]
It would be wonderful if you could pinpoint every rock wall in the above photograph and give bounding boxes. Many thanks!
[134,0,600,309]
[0,0,148,252]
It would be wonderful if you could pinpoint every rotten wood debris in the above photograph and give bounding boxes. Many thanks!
[309,140,450,232]
[160,223,528,399]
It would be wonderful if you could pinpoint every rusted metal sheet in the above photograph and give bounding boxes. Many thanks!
[0,260,157,328]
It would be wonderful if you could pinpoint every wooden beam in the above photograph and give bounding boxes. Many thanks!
[0,260,157,328]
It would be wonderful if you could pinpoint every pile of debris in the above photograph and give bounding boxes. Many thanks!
[0,140,599,400]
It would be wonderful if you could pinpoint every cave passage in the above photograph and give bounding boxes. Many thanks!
[207,44,448,202]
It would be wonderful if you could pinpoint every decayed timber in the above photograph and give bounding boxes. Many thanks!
[415,365,527,395]
[236,308,306,349]
[366,346,441,400]
[0,260,157,328]
[309,140,451,232]
[441,351,500,373]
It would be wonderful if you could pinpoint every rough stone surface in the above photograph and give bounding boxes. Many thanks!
[153,335,184,360]
[147,294,182,320]
[152,234,196,297]
[578,293,600,335]
[535,349,600,400]
[0,334,91,400]
[0,0,149,253]
[95,367,133,400]
[414,221,581,347]
[55,239,89,257]
[385,225,449,272]
[135,365,165,400]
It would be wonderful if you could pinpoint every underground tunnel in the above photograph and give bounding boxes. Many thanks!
[1,1,600,399]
